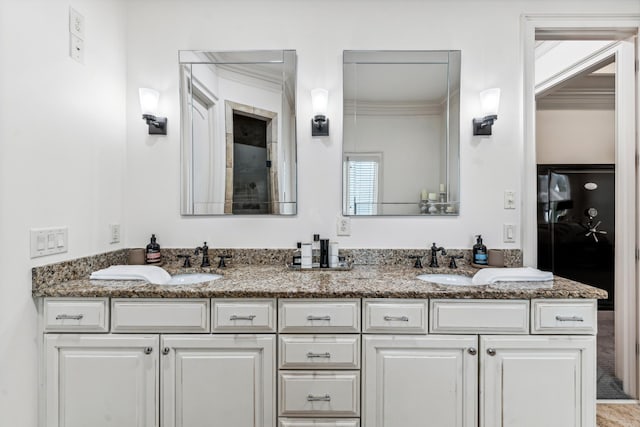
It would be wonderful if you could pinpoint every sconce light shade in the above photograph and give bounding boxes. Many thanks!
[139,87,167,135]
[311,88,329,136]
[473,87,500,136]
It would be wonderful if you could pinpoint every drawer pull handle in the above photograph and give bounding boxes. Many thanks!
[55,314,84,320]
[230,315,256,321]
[307,315,331,321]
[556,315,584,322]
[307,352,331,358]
[307,394,331,402]
[384,315,409,321]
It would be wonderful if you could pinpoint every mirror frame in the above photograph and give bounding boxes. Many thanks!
[179,50,298,216]
[342,50,461,216]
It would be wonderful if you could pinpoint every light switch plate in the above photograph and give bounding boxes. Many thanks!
[109,224,120,244]
[69,7,85,38]
[31,227,68,258]
[69,34,84,64]
[504,190,516,209]
[503,224,516,243]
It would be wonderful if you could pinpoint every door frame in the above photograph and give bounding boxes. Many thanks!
[522,14,640,398]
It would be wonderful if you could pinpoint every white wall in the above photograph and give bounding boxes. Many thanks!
[124,0,638,250]
[0,1,127,425]
[536,110,615,164]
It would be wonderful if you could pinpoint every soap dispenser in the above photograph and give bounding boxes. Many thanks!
[146,234,161,265]
[473,235,488,265]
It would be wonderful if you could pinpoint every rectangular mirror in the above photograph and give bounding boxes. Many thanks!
[343,50,460,216]
[180,50,297,215]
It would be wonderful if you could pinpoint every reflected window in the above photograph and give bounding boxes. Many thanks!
[344,153,381,215]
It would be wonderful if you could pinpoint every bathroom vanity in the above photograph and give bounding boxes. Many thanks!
[34,263,604,427]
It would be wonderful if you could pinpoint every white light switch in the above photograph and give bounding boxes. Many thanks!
[31,227,68,258]
[69,7,85,38]
[504,191,516,209]
[110,224,120,244]
[503,224,516,243]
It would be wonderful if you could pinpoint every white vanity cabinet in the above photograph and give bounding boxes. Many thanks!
[481,335,595,427]
[161,335,275,427]
[40,296,597,427]
[41,298,276,427]
[361,299,597,427]
[44,334,159,427]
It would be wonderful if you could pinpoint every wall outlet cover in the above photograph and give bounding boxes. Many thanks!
[337,216,351,236]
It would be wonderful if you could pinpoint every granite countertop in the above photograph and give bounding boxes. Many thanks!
[32,264,608,300]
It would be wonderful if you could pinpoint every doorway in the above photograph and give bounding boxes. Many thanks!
[523,16,639,400]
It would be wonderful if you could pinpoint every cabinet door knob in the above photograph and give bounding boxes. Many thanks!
[487,348,496,356]
[162,347,170,355]
[143,347,153,355]
[467,347,477,356]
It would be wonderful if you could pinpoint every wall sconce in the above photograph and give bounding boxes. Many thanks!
[311,88,329,136]
[473,88,500,136]
[139,88,167,135]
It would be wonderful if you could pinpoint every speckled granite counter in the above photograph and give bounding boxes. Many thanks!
[33,264,607,300]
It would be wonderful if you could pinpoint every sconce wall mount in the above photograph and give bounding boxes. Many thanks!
[139,88,167,135]
[473,88,500,136]
[311,88,329,137]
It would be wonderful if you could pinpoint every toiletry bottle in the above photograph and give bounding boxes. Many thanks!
[473,235,488,265]
[146,234,161,265]
[329,242,339,268]
[320,239,329,268]
[301,243,313,269]
[312,234,320,268]
[292,242,302,268]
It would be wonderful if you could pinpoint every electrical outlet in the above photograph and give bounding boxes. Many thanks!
[69,7,85,38]
[503,224,516,243]
[337,216,351,236]
[110,224,120,244]
[31,227,68,258]
[504,190,516,209]
[69,34,84,64]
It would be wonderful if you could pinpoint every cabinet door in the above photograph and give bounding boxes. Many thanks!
[481,336,596,427]
[363,335,478,427]
[45,334,159,427]
[161,335,275,427]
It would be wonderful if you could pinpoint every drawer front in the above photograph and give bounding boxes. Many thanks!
[279,335,360,369]
[279,419,360,427]
[532,299,597,335]
[212,299,276,332]
[111,299,210,333]
[279,371,360,417]
[279,300,360,333]
[363,299,427,334]
[44,298,109,332]
[430,299,529,334]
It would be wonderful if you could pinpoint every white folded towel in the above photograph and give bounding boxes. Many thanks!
[90,265,171,285]
[472,267,553,285]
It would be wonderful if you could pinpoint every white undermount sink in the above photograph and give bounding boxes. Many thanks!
[165,273,222,285]
[416,273,475,286]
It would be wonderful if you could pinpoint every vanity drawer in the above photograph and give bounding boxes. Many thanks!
[111,299,210,333]
[279,419,360,427]
[532,299,597,335]
[212,299,276,332]
[279,335,360,369]
[430,299,529,334]
[279,299,360,333]
[279,371,360,417]
[363,299,427,334]
[44,298,109,332]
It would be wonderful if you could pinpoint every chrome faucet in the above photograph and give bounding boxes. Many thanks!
[194,242,210,267]
[429,243,446,268]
